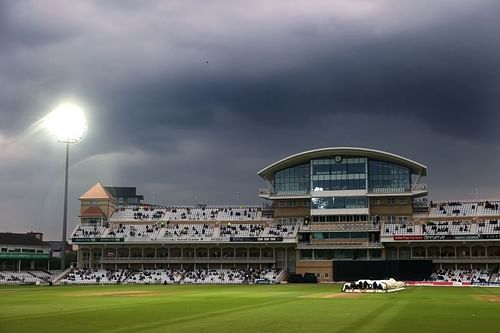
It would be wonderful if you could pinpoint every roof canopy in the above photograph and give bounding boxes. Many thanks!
[258,147,428,180]
[0,233,48,246]
[80,182,114,200]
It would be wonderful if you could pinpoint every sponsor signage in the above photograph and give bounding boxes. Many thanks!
[406,281,472,287]
[0,253,50,259]
[423,235,456,241]
[71,237,124,243]
[480,234,500,240]
[454,235,480,240]
[229,237,284,242]
[393,234,500,241]
[393,235,424,241]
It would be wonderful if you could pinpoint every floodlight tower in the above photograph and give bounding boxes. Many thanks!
[45,103,88,270]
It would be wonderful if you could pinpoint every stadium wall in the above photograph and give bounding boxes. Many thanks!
[332,260,433,281]
[296,260,333,282]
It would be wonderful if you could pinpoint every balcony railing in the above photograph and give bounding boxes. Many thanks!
[412,183,428,191]
[98,257,275,263]
[258,189,309,197]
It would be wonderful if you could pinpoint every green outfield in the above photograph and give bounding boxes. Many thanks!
[0,284,499,333]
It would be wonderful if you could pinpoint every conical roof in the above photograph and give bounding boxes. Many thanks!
[79,182,114,200]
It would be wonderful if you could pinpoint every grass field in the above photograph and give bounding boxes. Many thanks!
[1,284,499,333]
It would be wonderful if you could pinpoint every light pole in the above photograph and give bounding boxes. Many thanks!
[45,103,87,270]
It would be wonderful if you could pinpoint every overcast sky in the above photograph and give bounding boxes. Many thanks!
[1,0,500,240]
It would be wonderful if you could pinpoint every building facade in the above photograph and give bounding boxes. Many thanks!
[0,232,51,270]
[69,147,500,282]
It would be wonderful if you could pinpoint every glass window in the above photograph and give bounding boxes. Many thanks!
[273,163,310,195]
[398,216,408,224]
[313,232,324,240]
[311,156,367,190]
[350,232,368,238]
[330,232,350,239]
[347,163,365,174]
[330,163,347,174]
[300,249,313,259]
[315,249,335,259]
[312,196,367,209]
[368,160,411,193]
[333,249,353,259]
[312,164,330,175]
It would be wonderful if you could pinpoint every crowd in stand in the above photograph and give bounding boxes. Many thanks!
[59,268,280,285]
[111,206,263,222]
[423,221,470,234]
[484,201,499,210]
[61,268,111,284]
[429,200,500,217]
[429,268,491,283]
[384,224,414,234]
[72,221,302,241]
[182,268,277,284]
[382,220,500,236]
[478,220,500,232]
[73,225,104,237]
[266,224,296,237]
[219,224,264,237]
[133,210,165,220]
[164,224,213,239]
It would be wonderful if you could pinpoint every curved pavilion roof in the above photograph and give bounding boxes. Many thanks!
[257,147,428,180]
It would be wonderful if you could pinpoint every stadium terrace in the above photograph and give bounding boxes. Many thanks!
[2,147,500,285]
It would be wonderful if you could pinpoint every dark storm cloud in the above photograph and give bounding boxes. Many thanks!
[2,0,500,238]
[84,0,500,151]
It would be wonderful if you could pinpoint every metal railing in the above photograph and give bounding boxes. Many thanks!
[98,257,275,263]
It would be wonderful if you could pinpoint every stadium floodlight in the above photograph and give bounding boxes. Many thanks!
[45,102,88,270]
[45,103,88,143]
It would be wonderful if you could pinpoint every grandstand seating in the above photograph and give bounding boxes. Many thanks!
[56,268,281,285]
[423,221,475,235]
[383,224,420,235]
[73,221,301,242]
[218,224,264,238]
[429,269,491,283]
[108,206,264,223]
[262,224,297,238]
[61,268,112,284]
[28,270,54,281]
[478,220,500,234]
[163,224,215,241]
[217,208,260,221]
[72,225,106,238]
[107,269,130,283]
[0,270,56,285]
[428,201,500,218]
[183,269,244,284]
[382,221,490,236]
[168,208,218,221]
[125,269,178,284]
